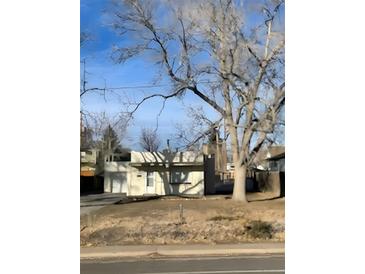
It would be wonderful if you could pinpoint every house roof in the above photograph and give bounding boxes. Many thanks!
[130,151,204,166]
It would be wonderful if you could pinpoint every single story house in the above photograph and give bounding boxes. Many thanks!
[104,150,205,196]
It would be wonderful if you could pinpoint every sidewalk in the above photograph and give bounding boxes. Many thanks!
[80,243,284,259]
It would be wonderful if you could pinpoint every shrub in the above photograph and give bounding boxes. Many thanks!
[245,220,273,239]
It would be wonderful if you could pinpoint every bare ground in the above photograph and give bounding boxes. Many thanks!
[80,194,284,247]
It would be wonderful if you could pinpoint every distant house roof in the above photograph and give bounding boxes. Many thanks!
[130,151,204,167]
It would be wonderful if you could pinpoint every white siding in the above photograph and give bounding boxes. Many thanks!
[104,161,204,196]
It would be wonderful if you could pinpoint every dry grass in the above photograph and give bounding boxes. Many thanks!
[80,196,284,247]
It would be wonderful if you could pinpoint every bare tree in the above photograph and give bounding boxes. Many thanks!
[80,31,92,47]
[81,111,129,157]
[80,125,95,149]
[139,128,161,152]
[109,0,284,202]
[174,105,222,151]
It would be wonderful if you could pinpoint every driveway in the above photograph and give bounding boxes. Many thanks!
[80,193,127,216]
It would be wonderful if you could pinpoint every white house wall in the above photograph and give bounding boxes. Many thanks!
[128,167,204,196]
[104,161,204,196]
[169,170,204,195]
[128,169,154,196]
[126,168,161,196]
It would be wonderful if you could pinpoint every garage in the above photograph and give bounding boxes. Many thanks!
[110,172,128,194]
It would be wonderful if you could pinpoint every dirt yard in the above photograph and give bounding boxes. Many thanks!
[80,195,284,247]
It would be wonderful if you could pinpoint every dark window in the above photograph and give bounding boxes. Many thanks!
[270,161,278,170]
[146,171,154,186]
[171,170,191,184]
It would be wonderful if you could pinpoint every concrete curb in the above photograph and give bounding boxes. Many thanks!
[80,243,284,259]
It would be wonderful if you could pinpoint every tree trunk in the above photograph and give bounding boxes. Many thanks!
[232,163,247,202]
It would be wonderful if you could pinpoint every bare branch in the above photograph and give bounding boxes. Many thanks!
[188,85,226,117]
[139,127,161,152]
[175,118,223,150]
[127,86,187,118]
[80,87,107,98]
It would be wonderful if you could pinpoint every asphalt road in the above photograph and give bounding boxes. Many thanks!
[80,255,284,274]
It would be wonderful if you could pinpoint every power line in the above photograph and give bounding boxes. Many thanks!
[105,80,220,90]
[107,84,170,90]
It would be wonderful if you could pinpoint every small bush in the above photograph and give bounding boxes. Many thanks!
[208,215,239,221]
[172,230,187,239]
[245,220,273,239]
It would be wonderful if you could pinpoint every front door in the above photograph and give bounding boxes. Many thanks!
[146,171,155,194]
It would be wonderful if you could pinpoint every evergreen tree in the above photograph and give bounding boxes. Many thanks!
[102,124,123,156]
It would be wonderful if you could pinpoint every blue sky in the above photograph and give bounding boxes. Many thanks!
[80,0,221,150]
[80,0,284,150]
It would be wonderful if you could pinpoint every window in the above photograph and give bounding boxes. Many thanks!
[146,171,154,187]
[171,170,191,184]
[269,161,278,171]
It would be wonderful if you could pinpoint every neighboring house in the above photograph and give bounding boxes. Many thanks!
[80,149,99,176]
[104,150,205,196]
[255,145,285,171]
[225,163,235,180]
[202,142,258,193]
[80,148,104,194]
[253,145,285,197]
[267,152,285,172]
